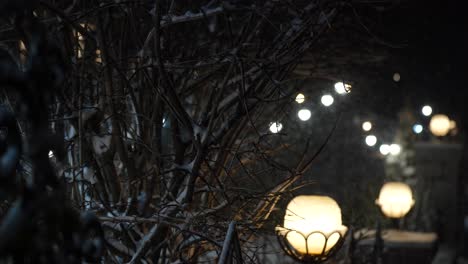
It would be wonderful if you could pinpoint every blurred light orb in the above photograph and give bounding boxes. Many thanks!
[298,109,312,121]
[429,114,450,136]
[321,94,334,107]
[449,120,457,130]
[48,150,54,158]
[393,73,401,82]
[365,135,377,147]
[278,195,347,255]
[295,93,305,104]
[422,105,433,117]
[413,124,423,134]
[389,144,401,155]
[362,121,372,132]
[379,144,390,155]
[376,182,415,218]
[334,82,351,94]
[269,122,283,134]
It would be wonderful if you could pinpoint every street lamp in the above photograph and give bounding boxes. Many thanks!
[429,114,450,137]
[276,195,348,263]
[376,182,415,219]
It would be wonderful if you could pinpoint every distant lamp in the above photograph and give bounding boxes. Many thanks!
[421,105,433,117]
[449,120,457,130]
[376,182,415,219]
[334,82,351,94]
[298,109,312,121]
[429,114,450,136]
[276,196,347,263]
[269,122,283,134]
[321,95,334,107]
[365,135,377,147]
[389,144,401,156]
[362,121,372,132]
[296,93,306,104]
[413,124,423,134]
[379,144,390,155]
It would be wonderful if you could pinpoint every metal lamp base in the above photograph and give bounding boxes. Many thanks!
[276,228,347,264]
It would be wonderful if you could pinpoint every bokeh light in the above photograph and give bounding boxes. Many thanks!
[269,122,283,133]
[413,124,423,134]
[422,105,433,117]
[379,144,390,155]
[321,94,334,107]
[295,93,305,104]
[362,121,372,132]
[297,109,312,121]
[365,135,377,147]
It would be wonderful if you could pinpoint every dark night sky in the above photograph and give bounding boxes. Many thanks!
[381,1,468,120]
[346,1,468,127]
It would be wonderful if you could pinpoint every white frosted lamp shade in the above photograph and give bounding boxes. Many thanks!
[429,114,450,136]
[376,182,415,218]
[278,195,347,255]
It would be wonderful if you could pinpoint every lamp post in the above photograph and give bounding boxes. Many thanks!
[276,195,348,263]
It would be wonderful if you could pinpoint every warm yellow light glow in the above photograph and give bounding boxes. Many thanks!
[429,114,450,136]
[376,182,414,218]
[449,120,457,130]
[295,93,305,104]
[278,195,347,255]
[362,121,372,131]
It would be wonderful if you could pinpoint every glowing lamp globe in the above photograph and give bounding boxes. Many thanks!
[276,196,347,261]
[376,182,415,219]
[429,114,450,137]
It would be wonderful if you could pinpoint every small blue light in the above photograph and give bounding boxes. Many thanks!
[413,124,423,134]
